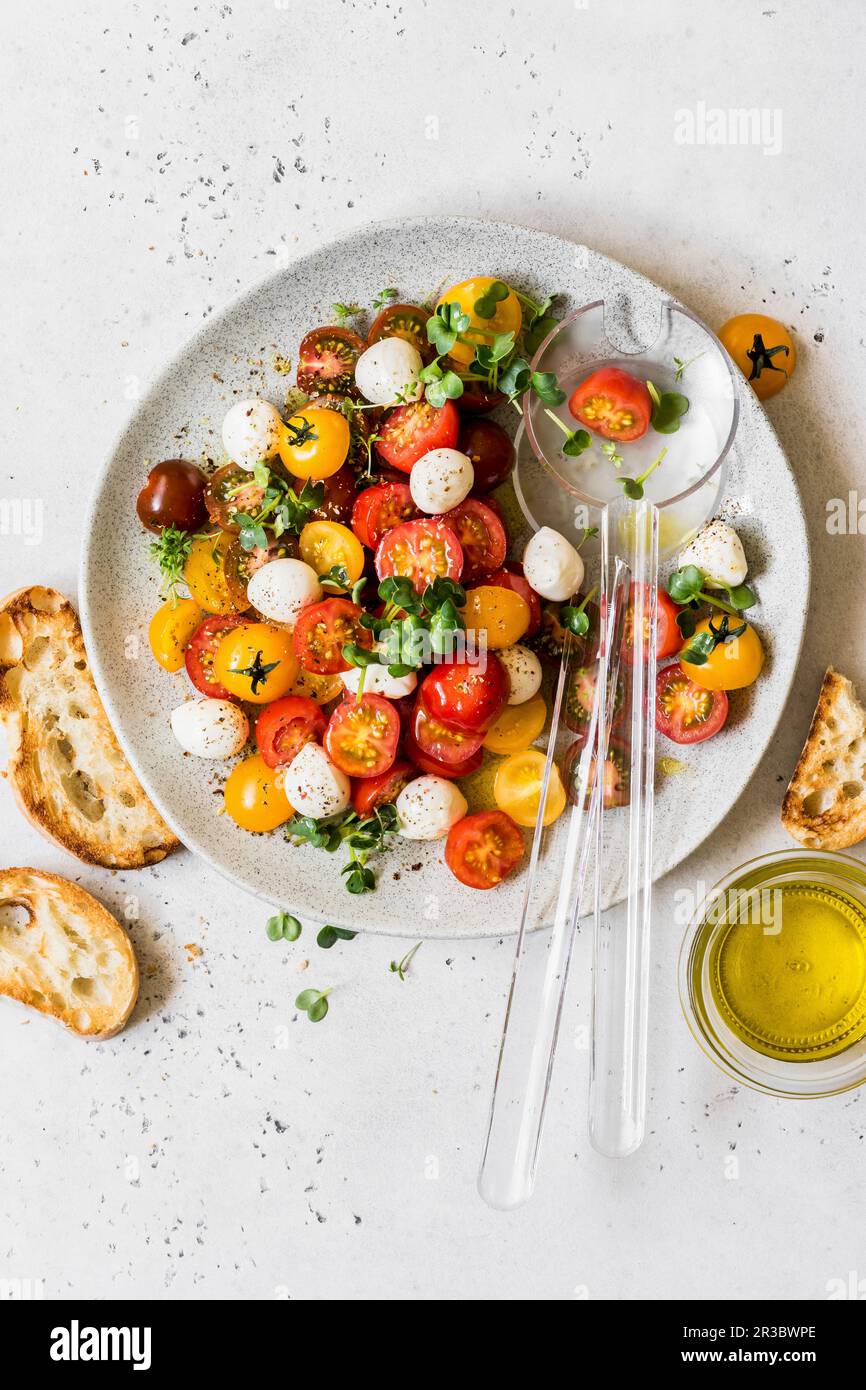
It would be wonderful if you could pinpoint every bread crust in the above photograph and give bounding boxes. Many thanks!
[0,585,178,867]
[781,667,866,850]
[0,867,139,1037]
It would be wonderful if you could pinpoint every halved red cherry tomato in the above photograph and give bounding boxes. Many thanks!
[485,565,542,637]
[351,481,418,550]
[367,304,434,363]
[324,694,400,778]
[564,735,631,809]
[185,614,251,699]
[375,399,459,473]
[293,598,372,675]
[568,367,652,442]
[655,663,728,744]
[437,498,506,584]
[350,758,415,816]
[457,419,514,493]
[564,665,627,735]
[410,693,486,767]
[297,326,365,396]
[375,518,463,591]
[421,655,509,733]
[621,584,682,664]
[403,723,484,779]
[445,810,524,889]
[255,696,326,770]
[204,463,268,534]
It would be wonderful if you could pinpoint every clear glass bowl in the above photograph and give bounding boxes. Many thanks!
[679,849,866,1098]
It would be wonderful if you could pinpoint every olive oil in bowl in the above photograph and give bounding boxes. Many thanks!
[680,851,866,1097]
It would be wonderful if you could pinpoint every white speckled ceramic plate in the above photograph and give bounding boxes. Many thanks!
[79,217,808,938]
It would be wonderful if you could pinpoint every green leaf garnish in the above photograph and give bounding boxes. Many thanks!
[473,280,510,319]
[149,525,194,603]
[372,288,398,310]
[646,380,689,434]
[389,942,422,981]
[316,924,357,949]
[295,987,331,1022]
[266,910,302,942]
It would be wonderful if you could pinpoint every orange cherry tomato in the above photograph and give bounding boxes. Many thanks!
[279,407,349,480]
[679,617,764,691]
[183,531,247,615]
[148,598,203,672]
[213,622,298,704]
[437,277,522,367]
[718,313,796,400]
[223,753,294,832]
[483,693,548,754]
[461,585,530,649]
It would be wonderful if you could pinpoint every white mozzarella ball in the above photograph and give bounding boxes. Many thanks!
[354,338,424,407]
[409,449,475,514]
[170,699,249,759]
[522,527,585,602]
[396,776,468,841]
[222,398,283,470]
[340,661,417,700]
[247,558,322,624]
[280,742,350,819]
[498,645,543,705]
[679,520,747,589]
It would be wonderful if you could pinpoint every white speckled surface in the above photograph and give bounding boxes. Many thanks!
[3,0,866,1301]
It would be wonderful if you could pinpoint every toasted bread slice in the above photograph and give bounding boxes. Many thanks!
[0,868,139,1037]
[0,585,178,867]
[781,667,866,850]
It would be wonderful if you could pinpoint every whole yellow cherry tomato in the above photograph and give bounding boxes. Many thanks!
[184,531,247,615]
[223,752,293,832]
[148,598,203,672]
[213,622,298,704]
[717,313,796,401]
[494,748,566,828]
[484,693,548,754]
[279,407,349,479]
[679,616,764,691]
[437,277,523,366]
[299,520,365,584]
[462,585,530,649]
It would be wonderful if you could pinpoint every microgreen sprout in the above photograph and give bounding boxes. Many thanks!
[332,302,363,323]
[673,351,705,382]
[295,987,331,1022]
[149,525,194,604]
[543,407,591,457]
[389,942,422,980]
[266,911,302,942]
[286,803,400,895]
[372,288,398,310]
[618,447,668,500]
[560,585,598,637]
[601,440,624,468]
[473,280,511,319]
[646,380,689,434]
[668,564,756,637]
[316,924,357,949]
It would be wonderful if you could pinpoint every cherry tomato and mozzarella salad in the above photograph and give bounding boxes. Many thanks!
[137,281,767,896]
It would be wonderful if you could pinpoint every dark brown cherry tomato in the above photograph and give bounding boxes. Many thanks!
[325,694,400,778]
[255,696,326,769]
[293,464,358,526]
[137,459,208,534]
[204,463,267,534]
[458,419,514,493]
[351,481,418,550]
[421,655,509,733]
[225,535,298,610]
[184,614,251,699]
[655,664,728,744]
[297,327,365,396]
[350,758,415,816]
[436,498,506,584]
[292,597,372,675]
[564,735,631,809]
[368,304,435,363]
[374,399,460,473]
[445,809,524,889]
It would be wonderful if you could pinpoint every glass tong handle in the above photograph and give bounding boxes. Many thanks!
[588,497,659,1158]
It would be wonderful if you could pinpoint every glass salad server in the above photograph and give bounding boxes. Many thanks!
[479,299,739,1205]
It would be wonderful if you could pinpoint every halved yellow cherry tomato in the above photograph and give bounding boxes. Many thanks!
[494,748,566,828]
[437,277,523,367]
[287,666,344,705]
[299,520,365,584]
[148,598,203,672]
[679,617,764,691]
[213,622,298,704]
[462,585,530,649]
[223,752,293,832]
[279,407,349,480]
[717,313,796,401]
[183,531,247,615]
[484,693,548,754]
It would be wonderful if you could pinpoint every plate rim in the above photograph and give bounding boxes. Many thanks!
[78,215,811,939]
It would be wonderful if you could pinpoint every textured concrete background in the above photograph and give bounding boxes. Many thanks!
[1,0,865,1300]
